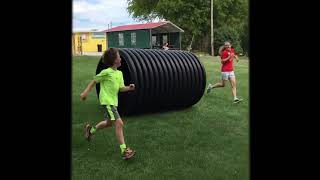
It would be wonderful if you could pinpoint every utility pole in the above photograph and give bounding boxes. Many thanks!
[211,0,214,56]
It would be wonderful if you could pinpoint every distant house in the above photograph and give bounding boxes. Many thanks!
[103,21,184,50]
[72,29,107,56]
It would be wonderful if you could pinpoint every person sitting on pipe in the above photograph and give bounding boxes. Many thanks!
[163,42,169,50]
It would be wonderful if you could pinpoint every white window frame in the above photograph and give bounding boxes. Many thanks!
[119,33,124,46]
[131,32,136,45]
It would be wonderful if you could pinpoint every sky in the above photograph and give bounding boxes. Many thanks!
[73,0,148,31]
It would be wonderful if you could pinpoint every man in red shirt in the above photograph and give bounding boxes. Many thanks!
[207,41,242,103]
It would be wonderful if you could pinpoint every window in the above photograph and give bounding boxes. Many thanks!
[152,36,157,46]
[80,33,89,42]
[81,34,87,40]
[163,35,168,44]
[118,33,124,46]
[131,32,136,45]
[92,32,105,39]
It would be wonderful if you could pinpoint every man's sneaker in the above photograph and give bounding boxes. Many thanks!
[84,124,94,141]
[122,147,136,160]
[207,84,213,93]
[234,98,243,104]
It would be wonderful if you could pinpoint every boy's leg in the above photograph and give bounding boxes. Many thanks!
[115,118,125,146]
[109,105,135,159]
[84,105,113,141]
[84,120,112,141]
[229,77,237,100]
[207,73,227,93]
[212,81,226,88]
[110,106,126,151]
[115,118,135,159]
[229,72,242,103]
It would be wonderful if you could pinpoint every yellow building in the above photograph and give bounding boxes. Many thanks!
[72,29,107,56]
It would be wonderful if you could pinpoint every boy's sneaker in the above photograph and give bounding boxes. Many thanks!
[122,147,136,160]
[234,98,243,104]
[84,124,94,141]
[207,84,213,93]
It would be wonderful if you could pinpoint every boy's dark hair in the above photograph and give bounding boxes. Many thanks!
[102,48,119,66]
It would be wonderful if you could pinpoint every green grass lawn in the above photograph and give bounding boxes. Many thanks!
[72,55,249,180]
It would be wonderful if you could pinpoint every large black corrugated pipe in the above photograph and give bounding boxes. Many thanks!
[96,48,206,115]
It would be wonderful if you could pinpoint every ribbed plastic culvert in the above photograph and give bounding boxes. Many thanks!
[96,48,206,115]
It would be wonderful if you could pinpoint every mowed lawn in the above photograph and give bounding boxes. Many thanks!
[72,54,249,180]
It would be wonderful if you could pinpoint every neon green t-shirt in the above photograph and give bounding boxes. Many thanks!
[94,67,125,106]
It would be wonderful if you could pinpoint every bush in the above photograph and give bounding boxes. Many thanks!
[214,26,242,56]
[240,22,249,56]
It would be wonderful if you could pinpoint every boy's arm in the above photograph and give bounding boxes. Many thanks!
[120,84,135,92]
[81,70,108,100]
[221,54,231,62]
[235,55,239,62]
[80,80,97,101]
